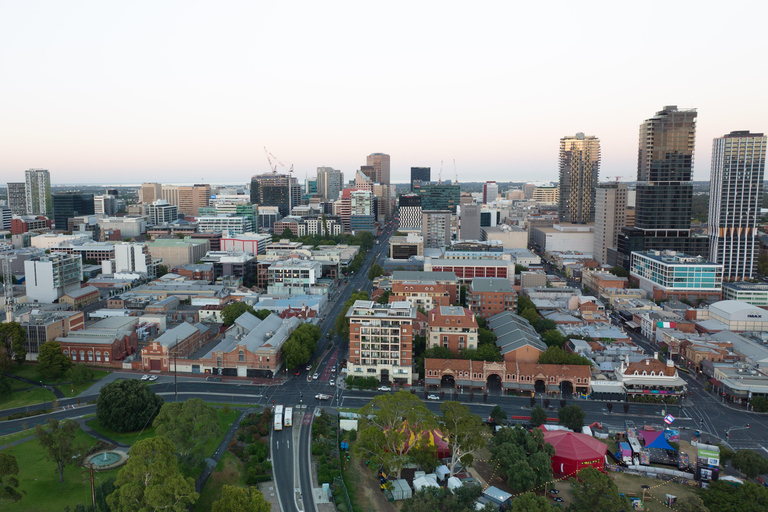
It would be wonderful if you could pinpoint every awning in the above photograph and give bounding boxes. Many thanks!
[547,384,560,392]
[425,378,440,385]
[517,383,535,390]
[626,321,640,329]
[708,378,722,387]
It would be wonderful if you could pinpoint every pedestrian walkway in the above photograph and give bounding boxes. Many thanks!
[75,417,128,447]
[196,407,253,493]
[4,372,66,399]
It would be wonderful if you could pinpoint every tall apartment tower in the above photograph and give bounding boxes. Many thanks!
[616,106,707,267]
[399,194,423,229]
[410,167,431,191]
[483,181,499,204]
[6,182,27,215]
[593,183,627,265]
[708,131,767,281]
[367,153,391,219]
[250,173,292,217]
[140,183,162,204]
[316,167,343,201]
[558,133,600,224]
[24,169,52,216]
[422,210,452,249]
[460,204,482,240]
[177,184,210,216]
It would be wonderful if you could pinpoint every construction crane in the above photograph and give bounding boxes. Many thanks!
[263,147,294,174]
[606,176,628,183]
[454,159,458,184]
[438,160,443,184]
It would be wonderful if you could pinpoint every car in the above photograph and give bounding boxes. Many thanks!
[295,369,301,376]
[315,394,331,400]
[141,374,150,381]
[313,373,319,380]
[331,366,336,372]
[553,497,564,503]
[427,394,440,400]
[329,379,335,386]
[306,365,312,371]
[377,386,391,392]
[148,375,158,381]
[206,376,222,382]
[549,489,559,495]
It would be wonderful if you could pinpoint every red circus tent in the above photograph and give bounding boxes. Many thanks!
[543,430,607,476]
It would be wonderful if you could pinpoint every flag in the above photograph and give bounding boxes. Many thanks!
[664,414,675,425]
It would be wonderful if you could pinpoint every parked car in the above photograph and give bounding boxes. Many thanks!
[427,394,439,400]
[148,375,158,381]
[206,376,222,382]
[141,375,150,381]
[377,386,391,392]
[306,364,312,371]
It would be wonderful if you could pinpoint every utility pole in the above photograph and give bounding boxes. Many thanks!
[174,349,178,401]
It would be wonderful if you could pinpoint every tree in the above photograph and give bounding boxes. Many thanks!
[368,263,385,281]
[516,295,535,315]
[608,266,629,278]
[334,291,369,339]
[520,307,540,326]
[96,379,164,432]
[281,323,321,369]
[541,329,566,348]
[477,328,496,346]
[750,395,768,412]
[107,437,198,512]
[440,401,487,476]
[157,265,169,278]
[489,405,507,424]
[66,364,94,385]
[675,496,710,512]
[153,398,221,458]
[569,466,629,512]
[211,485,270,512]
[531,405,547,427]
[254,309,272,320]
[34,418,84,483]
[558,404,585,431]
[221,302,257,326]
[94,476,116,512]
[0,322,26,364]
[37,340,73,379]
[357,391,435,478]
[0,453,22,502]
[514,264,529,274]
[491,426,554,494]
[701,480,768,512]
[731,449,768,478]
[538,346,593,366]
[401,486,490,512]
[509,492,554,512]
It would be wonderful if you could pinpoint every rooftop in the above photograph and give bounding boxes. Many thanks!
[62,286,99,299]
[392,270,458,282]
[470,277,514,293]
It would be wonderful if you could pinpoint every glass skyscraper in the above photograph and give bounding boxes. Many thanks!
[558,133,600,224]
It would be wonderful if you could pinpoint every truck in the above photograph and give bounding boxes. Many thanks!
[284,407,293,427]
[274,405,284,431]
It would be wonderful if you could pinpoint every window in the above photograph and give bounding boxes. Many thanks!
[79,350,85,361]
[217,356,222,367]
[96,351,101,362]
[104,352,109,362]
[239,350,244,362]
[63,349,69,357]
[88,350,93,362]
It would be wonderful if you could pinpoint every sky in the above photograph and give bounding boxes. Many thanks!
[2,1,767,185]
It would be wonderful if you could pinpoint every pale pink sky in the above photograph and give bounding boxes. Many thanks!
[1,1,766,184]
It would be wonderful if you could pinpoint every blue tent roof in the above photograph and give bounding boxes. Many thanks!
[644,430,676,451]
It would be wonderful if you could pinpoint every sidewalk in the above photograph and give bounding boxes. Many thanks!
[4,372,66,399]
[195,407,252,493]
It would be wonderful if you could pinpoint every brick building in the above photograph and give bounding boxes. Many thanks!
[142,322,214,371]
[58,285,100,309]
[57,316,139,367]
[467,277,516,319]
[390,271,460,303]
[389,281,451,311]
[427,306,478,355]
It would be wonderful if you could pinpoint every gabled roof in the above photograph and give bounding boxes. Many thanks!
[234,311,261,331]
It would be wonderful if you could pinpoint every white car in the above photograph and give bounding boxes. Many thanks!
[377,386,391,392]
[315,394,331,400]
[313,373,319,380]
[148,375,158,382]
[427,394,440,400]
[141,374,150,381]
[329,379,335,386]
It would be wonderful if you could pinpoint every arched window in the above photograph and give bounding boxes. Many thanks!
[217,356,222,367]
[80,350,85,361]
[104,352,110,362]
[88,350,93,362]
[63,349,69,357]
[96,351,101,362]
[239,350,244,362]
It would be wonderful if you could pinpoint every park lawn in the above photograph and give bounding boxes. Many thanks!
[0,428,35,446]
[0,386,57,411]
[198,409,240,457]
[1,428,120,512]
[10,364,111,387]
[194,451,247,512]
[55,379,102,398]
[86,418,157,446]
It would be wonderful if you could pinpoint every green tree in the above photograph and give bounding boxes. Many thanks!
[0,345,12,373]
[489,405,507,424]
[675,496,710,512]
[440,401,487,476]
[0,322,26,364]
[153,398,221,458]
[107,437,198,512]
[517,295,535,315]
[750,395,768,412]
[221,302,257,326]
[491,426,554,494]
[254,309,272,320]
[94,476,116,512]
[212,485,270,512]
[569,466,629,512]
[558,404,585,432]
[701,480,768,512]
[0,375,11,398]
[368,263,385,281]
[36,341,73,380]
[377,290,392,304]
[515,264,529,274]
[334,291,369,338]
[96,379,164,432]
[509,492,555,512]
[541,329,566,348]
[531,405,547,427]
[34,419,84,483]
[0,453,22,502]
[731,449,768,478]
[538,346,593,366]
[520,307,540,326]
[280,228,295,239]
[608,266,629,278]
[66,364,94,385]
[357,391,435,478]
[477,328,496,346]
[281,323,321,369]
[157,265,169,277]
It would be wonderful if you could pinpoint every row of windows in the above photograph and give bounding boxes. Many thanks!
[425,370,585,383]
[64,349,109,363]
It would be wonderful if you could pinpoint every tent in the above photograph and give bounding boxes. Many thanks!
[542,430,607,476]
[396,425,451,459]
[641,430,677,451]
[413,476,440,492]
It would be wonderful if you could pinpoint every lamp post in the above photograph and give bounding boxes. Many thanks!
[173,349,178,402]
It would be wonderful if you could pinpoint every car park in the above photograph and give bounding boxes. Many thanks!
[377,386,391,391]
[427,394,439,400]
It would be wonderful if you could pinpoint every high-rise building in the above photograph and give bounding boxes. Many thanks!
[617,106,707,267]
[558,133,600,224]
[140,183,162,204]
[7,182,27,215]
[708,131,767,281]
[250,173,292,217]
[316,167,343,201]
[178,184,210,216]
[52,193,95,230]
[483,181,499,204]
[593,183,627,265]
[422,210,452,249]
[24,253,82,303]
[290,181,303,211]
[114,243,159,278]
[410,167,431,191]
[94,195,117,216]
[460,204,482,240]
[399,194,422,229]
[415,183,461,213]
[161,185,179,206]
[0,206,11,231]
[531,185,559,204]
[24,169,51,216]
[148,199,179,225]
[367,153,390,185]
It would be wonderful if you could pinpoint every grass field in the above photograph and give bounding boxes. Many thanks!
[0,428,35,446]
[86,418,157,446]
[195,451,247,511]
[199,409,240,457]
[0,386,57,411]
[9,364,111,387]
[1,428,121,512]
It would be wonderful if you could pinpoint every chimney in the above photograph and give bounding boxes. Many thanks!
[653,351,658,360]
[645,359,650,365]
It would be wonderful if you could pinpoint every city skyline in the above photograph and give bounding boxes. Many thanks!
[1,2,766,184]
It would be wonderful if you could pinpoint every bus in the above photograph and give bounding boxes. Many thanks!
[284,407,293,427]
[274,405,284,431]
[675,365,691,375]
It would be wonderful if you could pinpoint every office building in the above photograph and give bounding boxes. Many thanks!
[347,300,416,385]
[708,131,767,281]
[617,106,707,267]
[0,206,10,231]
[148,200,179,225]
[161,185,179,206]
[559,133,600,223]
[316,167,343,201]
[483,181,499,204]
[460,204,481,240]
[290,181,303,210]
[140,183,162,204]
[410,167,431,191]
[399,194,422,229]
[177,184,210,216]
[221,233,272,255]
[415,183,461,213]
[97,216,146,239]
[52,193,95,230]
[593,183,627,265]
[24,169,52,216]
[198,215,253,234]
[250,173,292,217]
[630,250,723,302]
[531,185,559,204]
[24,253,83,303]
[145,237,209,269]
[94,195,116,216]
[367,153,391,218]
[422,210,452,249]
[113,243,159,278]
[7,182,27,215]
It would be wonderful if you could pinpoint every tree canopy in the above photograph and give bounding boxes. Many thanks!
[34,419,84,483]
[0,453,21,502]
[401,486,493,512]
[0,323,26,364]
[36,341,73,379]
[439,401,487,476]
[731,449,768,478]
[490,426,555,494]
[221,302,257,327]
[531,405,547,427]
[334,291,369,339]
[368,263,385,281]
[517,295,536,315]
[282,323,322,369]
[509,492,555,512]
[569,466,629,512]
[558,404,586,432]
[700,480,768,512]
[96,379,164,433]
[489,405,507,424]
[107,437,199,512]
[538,346,593,366]
[66,364,94,385]
[153,398,221,458]
[212,485,270,512]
